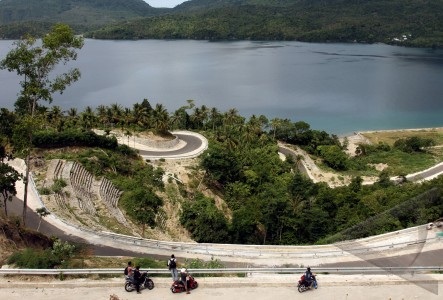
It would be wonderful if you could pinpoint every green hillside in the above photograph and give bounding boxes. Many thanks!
[0,0,168,38]
[88,0,443,47]
[1,0,442,46]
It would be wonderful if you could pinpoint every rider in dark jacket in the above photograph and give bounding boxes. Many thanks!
[304,267,317,288]
[304,267,313,287]
[134,266,147,294]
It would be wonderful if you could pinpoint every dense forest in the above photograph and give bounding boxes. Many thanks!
[87,0,443,48]
[0,0,442,48]
[0,0,166,38]
[1,24,442,247]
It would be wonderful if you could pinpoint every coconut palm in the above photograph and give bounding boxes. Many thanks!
[209,107,220,131]
[191,107,204,129]
[110,103,123,125]
[133,103,150,128]
[200,105,209,130]
[96,105,108,128]
[270,118,282,140]
[80,106,96,130]
[152,104,170,135]
[48,106,64,131]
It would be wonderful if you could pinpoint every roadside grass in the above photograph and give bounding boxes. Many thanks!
[315,148,440,178]
[355,149,439,175]
[68,256,165,269]
[96,213,133,236]
[362,128,443,146]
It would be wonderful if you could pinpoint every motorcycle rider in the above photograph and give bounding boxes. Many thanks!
[304,267,317,288]
[126,261,134,277]
[180,268,190,294]
[305,267,312,284]
[124,261,134,280]
[134,265,147,294]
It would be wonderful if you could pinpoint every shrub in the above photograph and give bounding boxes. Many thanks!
[394,136,435,153]
[33,129,119,149]
[38,187,51,195]
[52,239,75,261]
[8,248,59,268]
[182,257,225,277]
[51,179,67,194]
[318,145,348,170]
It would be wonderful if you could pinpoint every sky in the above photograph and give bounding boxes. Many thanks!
[145,0,188,8]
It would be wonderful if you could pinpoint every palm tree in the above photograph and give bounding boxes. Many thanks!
[209,107,220,131]
[122,108,134,144]
[242,124,256,147]
[110,103,123,125]
[223,108,242,133]
[152,104,170,135]
[96,105,108,128]
[133,103,149,128]
[200,105,209,130]
[191,107,204,129]
[67,107,78,118]
[48,106,63,131]
[270,118,282,140]
[80,106,96,130]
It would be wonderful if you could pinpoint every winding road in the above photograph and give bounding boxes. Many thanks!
[3,131,442,269]
[138,132,206,159]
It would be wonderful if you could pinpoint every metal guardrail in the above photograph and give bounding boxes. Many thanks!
[0,267,442,276]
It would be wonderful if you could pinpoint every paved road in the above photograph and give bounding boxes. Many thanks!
[8,196,442,269]
[6,197,246,267]
[408,163,443,181]
[138,133,204,158]
[0,280,441,300]
[278,145,443,183]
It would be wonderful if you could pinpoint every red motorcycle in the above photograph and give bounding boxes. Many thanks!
[170,274,198,293]
[297,274,318,292]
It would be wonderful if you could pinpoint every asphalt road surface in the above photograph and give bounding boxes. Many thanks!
[138,133,203,157]
[0,284,441,300]
[7,196,443,269]
[6,197,248,266]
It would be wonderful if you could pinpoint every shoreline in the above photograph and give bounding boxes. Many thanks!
[358,126,443,135]
[338,126,443,138]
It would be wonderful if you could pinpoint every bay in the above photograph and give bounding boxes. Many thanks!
[1,39,442,135]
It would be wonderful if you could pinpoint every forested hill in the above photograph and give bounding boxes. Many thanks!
[1,0,442,48]
[0,0,168,38]
[172,0,304,11]
[89,0,443,48]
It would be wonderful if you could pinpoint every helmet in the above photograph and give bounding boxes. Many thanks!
[181,268,186,273]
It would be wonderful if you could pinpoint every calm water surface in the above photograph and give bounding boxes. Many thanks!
[1,39,442,135]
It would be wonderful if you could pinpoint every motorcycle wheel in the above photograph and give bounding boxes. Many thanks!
[125,282,134,292]
[297,285,306,293]
[171,286,177,293]
[145,279,154,290]
[191,282,198,289]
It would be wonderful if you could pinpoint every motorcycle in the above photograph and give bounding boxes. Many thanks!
[125,273,154,292]
[297,274,318,293]
[170,274,199,293]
